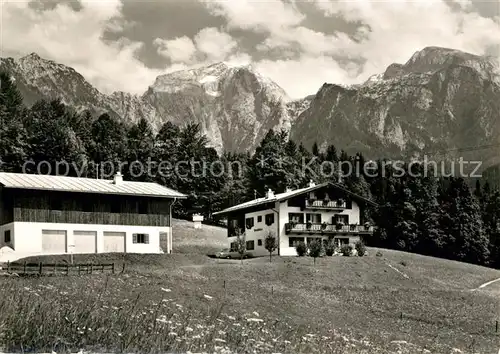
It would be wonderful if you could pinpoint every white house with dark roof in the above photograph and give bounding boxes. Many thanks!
[213,181,377,256]
[0,172,186,262]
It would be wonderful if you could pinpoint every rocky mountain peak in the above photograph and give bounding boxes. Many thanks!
[404,46,480,72]
[291,46,500,168]
[150,61,290,102]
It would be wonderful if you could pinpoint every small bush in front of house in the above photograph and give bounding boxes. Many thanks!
[355,241,366,257]
[324,240,335,256]
[296,242,307,257]
[341,244,353,256]
[308,239,323,264]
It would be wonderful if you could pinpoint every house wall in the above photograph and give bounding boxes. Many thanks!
[278,199,361,255]
[229,207,279,257]
[0,221,170,259]
[4,189,172,227]
[228,198,362,257]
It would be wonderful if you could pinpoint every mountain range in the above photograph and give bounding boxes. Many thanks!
[1,47,500,168]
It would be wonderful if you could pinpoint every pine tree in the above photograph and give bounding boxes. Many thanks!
[127,118,155,181]
[88,112,127,178]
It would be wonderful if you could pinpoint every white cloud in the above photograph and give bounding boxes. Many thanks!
[154,36,197,63]
[194,27,238,61]
[1,0,163,94]
[218,0,500,98]
[304,0,500,71]
[255,55,357,98]
[203,0,305,32]
[154,27,240,65]
[2,0,499,100]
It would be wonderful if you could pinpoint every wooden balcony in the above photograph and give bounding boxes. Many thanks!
[304,199,346,210]
[285,223,374,235]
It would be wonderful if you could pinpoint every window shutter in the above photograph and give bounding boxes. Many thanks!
[133,234,137,243]
[145,234,149,244]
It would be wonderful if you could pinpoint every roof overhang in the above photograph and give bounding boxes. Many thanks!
[213,182,377,216]
[0,185,188,199]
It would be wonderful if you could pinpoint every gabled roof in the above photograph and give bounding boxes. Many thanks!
[0,172,186,199]
[213,182,377,216]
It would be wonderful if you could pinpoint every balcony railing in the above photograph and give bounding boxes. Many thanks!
[285,223,374,235]
[304,199,346,210]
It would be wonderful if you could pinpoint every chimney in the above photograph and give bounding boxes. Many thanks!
[266,188,274,199]
[113,171,123,185]
[308,179,316,188]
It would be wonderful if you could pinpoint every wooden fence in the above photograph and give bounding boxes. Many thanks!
[2,261,122,276]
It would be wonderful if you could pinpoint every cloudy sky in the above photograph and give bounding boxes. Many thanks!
[1,0,499,98]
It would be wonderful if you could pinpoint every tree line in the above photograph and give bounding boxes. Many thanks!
[1,72,498,268]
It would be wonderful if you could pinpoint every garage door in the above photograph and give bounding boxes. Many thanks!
[73,231,97,254]
[103,231,125,253]
[42,230,67,253]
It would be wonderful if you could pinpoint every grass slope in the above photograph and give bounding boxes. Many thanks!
[1,220,499,353]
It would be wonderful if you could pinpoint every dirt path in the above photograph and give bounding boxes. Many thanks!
[385,263,410,279]
[470,277,500,292]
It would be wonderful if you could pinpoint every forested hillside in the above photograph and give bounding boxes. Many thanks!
[1,72,499,268]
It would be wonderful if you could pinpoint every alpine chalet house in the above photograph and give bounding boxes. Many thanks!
[213,181,377,256]
[0,172,186,260]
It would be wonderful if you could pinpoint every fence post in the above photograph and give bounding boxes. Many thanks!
[23,261,26,274]
[223,280,226,289]
[496,320,498,333]
[90,264,93,274]
[400,312,403,320]
[78,265,81,276]
[39,262,43,275]
[121,262,126,274]
[112,263,115,274]
[7,261,10,273]
[66,264,69,275]
[53,263,57,275]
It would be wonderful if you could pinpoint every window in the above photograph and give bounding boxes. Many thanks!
[246,240,255,250]
[335,215,349,224]
[4,230,11,243]
[289,237,304,247]
[289,213,304,223]
[265,213,274,225]
[257,215,262,223]
[307,237,322,244]
[258,239,262,246]
[133,233,149,244]
[335,237,349,246]
[138,201,148,214]
[306,213,321,223]
[245,217,254,229]
[230,242,237,252]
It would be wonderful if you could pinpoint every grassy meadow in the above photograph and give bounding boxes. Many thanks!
[0,219,500,353]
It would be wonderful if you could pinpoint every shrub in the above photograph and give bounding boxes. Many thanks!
[376,251,383,257]
[400,261,407,267]
[296,242,307,257]
[355,241,366,257]
[264,231,278,263]
[308,239,323,264]
[341,244,353,256]
[324,240,335,256]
